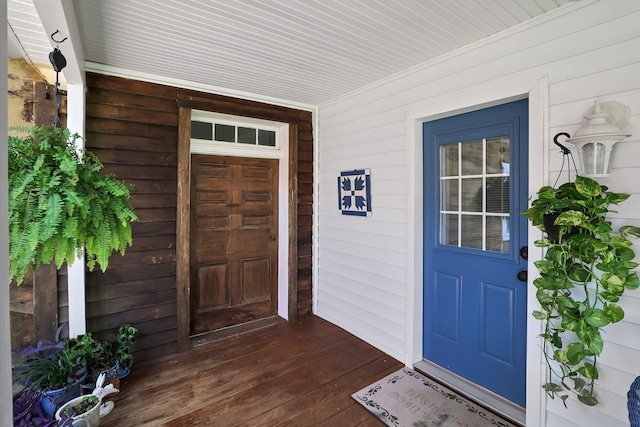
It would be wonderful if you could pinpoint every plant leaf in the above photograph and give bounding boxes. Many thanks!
[578,362,599,380]
[575,175,602,198]
[603,303,624,323]
[626,273,640,290]
[566,342,585,365]
[577,393,599,406]
[585,309,610,328]
[620,225,640,240]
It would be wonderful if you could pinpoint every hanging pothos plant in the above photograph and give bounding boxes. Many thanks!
[8,125,138,284]
[523,175,640,406]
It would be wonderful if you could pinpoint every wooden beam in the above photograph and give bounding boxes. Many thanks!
[33,263,58,342]
[288,122,299,321]
[176,107,191,352]
[9,284,33,314]
[31,83,60,343]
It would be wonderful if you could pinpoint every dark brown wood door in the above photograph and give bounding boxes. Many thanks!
[190,155,278,335]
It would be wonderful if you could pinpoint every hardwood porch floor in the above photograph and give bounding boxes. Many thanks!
[100,315,403,426]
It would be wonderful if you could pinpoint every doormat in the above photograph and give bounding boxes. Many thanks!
[352,368,519,427]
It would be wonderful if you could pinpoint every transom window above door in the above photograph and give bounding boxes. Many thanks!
[190,111,281,155]
[439,136,511,253]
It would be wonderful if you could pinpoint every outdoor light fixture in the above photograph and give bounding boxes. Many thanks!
[564,100,632,177]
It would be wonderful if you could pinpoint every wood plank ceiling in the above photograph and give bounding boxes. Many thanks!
[9,0,579,106]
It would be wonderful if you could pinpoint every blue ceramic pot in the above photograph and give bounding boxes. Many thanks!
[40,380,83,419]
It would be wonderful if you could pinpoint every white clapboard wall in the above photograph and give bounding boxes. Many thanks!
[315,1,640,426]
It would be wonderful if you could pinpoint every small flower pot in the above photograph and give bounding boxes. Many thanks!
[55,395,101,427]
[91,362,121,390]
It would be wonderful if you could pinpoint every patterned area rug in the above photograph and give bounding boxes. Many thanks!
[352,368,518,427]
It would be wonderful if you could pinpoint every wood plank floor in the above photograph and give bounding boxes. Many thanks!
[100,315,403,426]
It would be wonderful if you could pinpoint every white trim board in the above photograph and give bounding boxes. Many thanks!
[405,76,548,427]
[85,62,315,113]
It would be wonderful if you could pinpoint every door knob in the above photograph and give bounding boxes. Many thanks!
[520,246,528,260]
[517,270,527,282]
[269,234,277,241]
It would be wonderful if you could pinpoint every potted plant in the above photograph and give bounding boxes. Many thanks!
[523,175,640,406]
[55,372,120,427]
[13,386,62,426]
[12,323,135,420]
[8,125,137,284]
[56,395,101,427]
[12,336,89,419]
[65,332,120,389]
[63,323,137,391]
[114,324,137,378]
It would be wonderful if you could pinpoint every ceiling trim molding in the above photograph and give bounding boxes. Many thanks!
[85,61,315,112]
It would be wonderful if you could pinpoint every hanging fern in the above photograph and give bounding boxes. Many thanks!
[9,125,138,284]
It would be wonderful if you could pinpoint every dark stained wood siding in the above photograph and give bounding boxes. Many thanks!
[84,73,313,364]
[297,120,314,317]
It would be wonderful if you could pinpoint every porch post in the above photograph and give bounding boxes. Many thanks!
[66,84,87,337]
[1,0,14,422]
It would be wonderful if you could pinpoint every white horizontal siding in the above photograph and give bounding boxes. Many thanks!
[546,385,631,426]
[319,247,406,283]
[319,258,406,298]
[315,0,640,426]
[320,228,406,253]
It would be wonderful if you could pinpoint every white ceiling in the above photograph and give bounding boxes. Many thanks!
[8,0,580,107]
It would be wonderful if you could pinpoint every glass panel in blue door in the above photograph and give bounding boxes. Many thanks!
[439,137,510,254]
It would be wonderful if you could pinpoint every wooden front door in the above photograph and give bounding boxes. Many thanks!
[190,155,278,335]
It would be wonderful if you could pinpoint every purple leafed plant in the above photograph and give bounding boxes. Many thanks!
[13,388,56,427]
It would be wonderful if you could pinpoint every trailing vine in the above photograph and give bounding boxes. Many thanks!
[523,175,640,406]
[8,125,138,284]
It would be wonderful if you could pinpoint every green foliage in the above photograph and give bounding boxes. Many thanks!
[8,125,138,284]
[60,395,99,418]
[64,331,113,374]
[523,175,640,407]
[114,324,137,370]
[13,323,137,393]
[12,337,88,392]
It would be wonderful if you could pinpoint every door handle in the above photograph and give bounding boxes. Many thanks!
[520,246,528,260]
[517,270,527,282]
[269,234,277,241]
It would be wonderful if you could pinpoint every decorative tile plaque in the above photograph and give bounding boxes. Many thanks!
[338,169,371,217]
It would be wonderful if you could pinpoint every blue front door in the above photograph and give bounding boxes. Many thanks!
[423,99,528,407]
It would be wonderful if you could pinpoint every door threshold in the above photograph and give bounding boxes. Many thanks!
[414,360,525,426]
[190,316,285,348]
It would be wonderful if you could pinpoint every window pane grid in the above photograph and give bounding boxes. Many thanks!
[191,120,278,149]
[439,137,510,253]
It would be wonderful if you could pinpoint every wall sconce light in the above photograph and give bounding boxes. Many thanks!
[564,100,631,177]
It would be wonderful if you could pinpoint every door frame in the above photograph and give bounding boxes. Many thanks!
[176,95,302,351]
[405,77,547,426]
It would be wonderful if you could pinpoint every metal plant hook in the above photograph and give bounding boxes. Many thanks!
[48,30,68,128]
[553,132,571,155]
[553,132,579,187]
[50,30,67,44]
